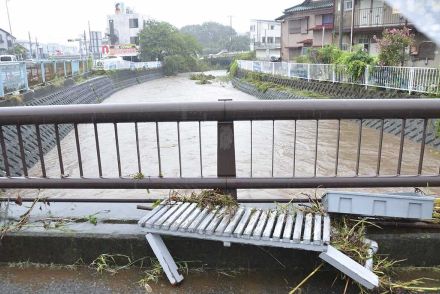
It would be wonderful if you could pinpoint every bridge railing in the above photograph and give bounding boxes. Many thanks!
[0,99,440,193]
[237,60,440,95]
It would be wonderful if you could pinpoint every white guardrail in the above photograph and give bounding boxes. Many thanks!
[94,60,162,71]
[237,60,440,94]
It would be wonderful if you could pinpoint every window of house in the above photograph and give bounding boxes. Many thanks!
[301,47,311,55]
[288,20,301,34]
[322,14,334,25]
[358,37,370,52]
[300,18,308,34]
[267,37,274,43]
[270,25,275,30]
[129,18,139,28]
[250,25,255,32]
[275,37,281,44]
[130,36,139,45]
[262,37,266,43]
[344,0,353,11]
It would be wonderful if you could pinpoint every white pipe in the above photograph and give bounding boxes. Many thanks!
[364,238,378,271]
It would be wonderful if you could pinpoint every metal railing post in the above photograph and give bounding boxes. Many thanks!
[22,62,29,91]
[365,65,369,89]
[307,63,311,81]
[63,61,67,77]
[287,62,291,78]
[0,72,4,97]
[409,67,415,94]
[272,62,275,76]
[332,64,336,83]
[53,61,57,77]
[217,99,237,199]
[40,62,46,83]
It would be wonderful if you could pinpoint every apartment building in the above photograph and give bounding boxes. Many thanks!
[249,19,281,60]
[106,3,148,46]
[334,0,439,66]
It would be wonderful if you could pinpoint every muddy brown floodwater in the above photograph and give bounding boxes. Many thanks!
[9,70,440,200]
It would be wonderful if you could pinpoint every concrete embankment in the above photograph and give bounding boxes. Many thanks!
[231,74,440,151]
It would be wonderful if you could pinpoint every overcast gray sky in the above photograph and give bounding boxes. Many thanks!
[0,0,301,44]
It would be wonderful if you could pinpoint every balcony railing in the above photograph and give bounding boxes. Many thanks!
[335,6,408,30]
[253,42,281,50]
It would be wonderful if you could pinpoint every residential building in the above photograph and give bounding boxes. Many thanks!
[106,3,148,46]
[0,28,16,54]
[276,0,334,61]
[334,0,440,67]
[249,19,281,60]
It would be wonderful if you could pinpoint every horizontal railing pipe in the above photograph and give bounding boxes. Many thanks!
[0,176,440,189]
[1,100,440,125]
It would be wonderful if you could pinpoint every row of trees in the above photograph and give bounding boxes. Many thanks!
[181,22,250,55]
[138,20,250,75]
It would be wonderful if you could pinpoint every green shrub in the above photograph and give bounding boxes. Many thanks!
[295,55,310,63]
[163,55,201,75]
[309,45,343,64]
[336,46,375,80]
[229,61,239,77]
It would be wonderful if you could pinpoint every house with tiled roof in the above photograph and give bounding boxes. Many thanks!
[276,0,334,61]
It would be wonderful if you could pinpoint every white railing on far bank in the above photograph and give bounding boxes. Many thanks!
[237,60,440,94]
[94,60,162,71]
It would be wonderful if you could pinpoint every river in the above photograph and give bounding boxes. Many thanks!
[12,71,440,200]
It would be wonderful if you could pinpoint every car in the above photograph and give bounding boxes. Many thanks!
[0,55,17,62]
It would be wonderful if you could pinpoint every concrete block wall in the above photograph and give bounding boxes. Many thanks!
[0,69,163,177]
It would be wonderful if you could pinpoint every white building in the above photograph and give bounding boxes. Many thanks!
[106,3,148,46]
[249,19,281,60]
[0,28,15,54]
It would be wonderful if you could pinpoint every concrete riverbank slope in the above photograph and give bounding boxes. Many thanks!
[232,74,440,151]
[0,69,163,176]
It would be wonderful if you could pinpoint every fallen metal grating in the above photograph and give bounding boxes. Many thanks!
[139,201,330,251]
[139,201,379,289]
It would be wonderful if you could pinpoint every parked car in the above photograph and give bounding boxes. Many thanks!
[270,56,281,62]
[0,55,17,62]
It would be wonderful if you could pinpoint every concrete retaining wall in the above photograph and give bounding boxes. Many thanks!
[232,76,440,151]
[0,69,163,176]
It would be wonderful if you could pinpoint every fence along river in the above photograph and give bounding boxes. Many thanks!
[5,71,440,200]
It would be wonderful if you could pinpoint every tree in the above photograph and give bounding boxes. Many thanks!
[139,20,201,61]
[181,22,249,54]
[138,20,203,75]
[374,27,414,66]
[230,34,251,52]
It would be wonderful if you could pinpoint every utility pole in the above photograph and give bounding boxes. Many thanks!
[35,37,39,60]
[88,21,93,57]
[227,15,234,52]
[84,30,88,57]
[338,0,344,49]
[350,0,355,51]
[227,15,233,28]
[28,31,33,58]
[5,0,13,49]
